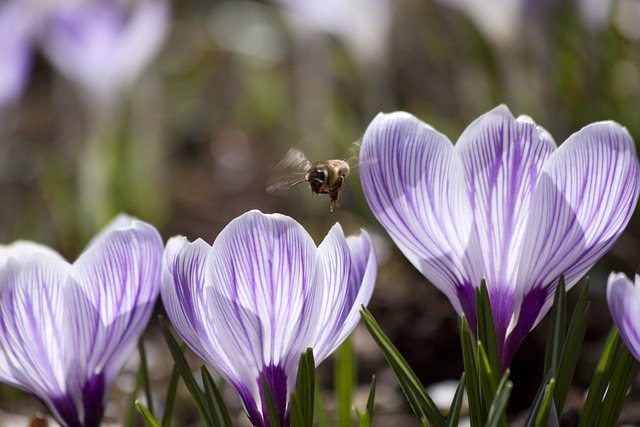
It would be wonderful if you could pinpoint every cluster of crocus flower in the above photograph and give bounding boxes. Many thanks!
[1,104,640,426]
[0,210,376,427]
[360,105,640,368]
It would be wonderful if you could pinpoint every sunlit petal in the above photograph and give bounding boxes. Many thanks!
[455,105,556,341]
[206,210,323,421]
[515,122,640,331]
[313,225,376,361]
[0,256,80,425]
[69,218,162,402]
[361,111,473,314]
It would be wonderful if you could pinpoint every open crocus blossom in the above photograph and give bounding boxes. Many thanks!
[607,272,640,361]
[0,214,163,427]
[161,210,376,427]
[360,105,640,368]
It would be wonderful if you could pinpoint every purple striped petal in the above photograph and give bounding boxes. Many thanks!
[607,272,640,361]
[313,225,377,362]
[514,122,640,334]
[161,237,238,378]
[455,106,556,343]
[69,217,162,395]
[361,111,474,314]
[0,256,80,426]
[206,210,323,425]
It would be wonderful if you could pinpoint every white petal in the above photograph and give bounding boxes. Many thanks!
[313,225,377,362]
[69,218,163,392]
[0,256,72,418]
[455,105,556,337]
[360,111,473,314]
[206,210,322,394]
[160,236,232,371]
[516,122,640,328]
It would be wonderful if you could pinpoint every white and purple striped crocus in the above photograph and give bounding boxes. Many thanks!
[161,210,377,427]
[607,272,640,361]
[360,105,640,368]
[0,214,163,427]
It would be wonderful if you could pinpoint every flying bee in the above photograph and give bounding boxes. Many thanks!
[266,144,366,212]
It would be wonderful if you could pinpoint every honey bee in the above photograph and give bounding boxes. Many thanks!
[266,144,365,212]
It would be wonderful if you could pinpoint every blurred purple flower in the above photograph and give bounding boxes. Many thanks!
[41,0,169,107]
[0,1,36,108]
[607,272,640,360]
[161,210,377,427]
[360,105,640,368]
[0,214,163,427]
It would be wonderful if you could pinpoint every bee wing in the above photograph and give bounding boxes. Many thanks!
[274,148,311,171]
[343,140,377,168]
[266,173,307,194]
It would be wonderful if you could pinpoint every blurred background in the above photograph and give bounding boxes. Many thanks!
[1,0,640,425]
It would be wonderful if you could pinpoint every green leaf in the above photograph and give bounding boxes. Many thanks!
[445,373,466,427]
[485,370,512,427]
[357,410,372,427]
[554,278,590,414]
[578,329,622,427]
[477,343,507,427]
[261,373,283,427]
[595,341,636,425]
[159,316,214,427]
[460,316,484,426]
[314,381,330,427]
[136,400,161,427]
[533,379,556,427]
[336,338,355,427]
[544,275,567,379]
[162,358,182,427]
[290,349,316,427]
[201,365,233,427]
[476,281,500,378]
[523,371,554,427]
[125,338,155,427]
[360,306,446,427]
[365,375,377,423]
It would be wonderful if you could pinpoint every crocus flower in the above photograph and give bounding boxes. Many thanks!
[161,210,376,427]
[40,0,169,110]
[0,1,36,108]
[607,272,640,361]
[360,105,640,368]
[0,214,163,427]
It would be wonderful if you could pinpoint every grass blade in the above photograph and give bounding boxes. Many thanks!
[136,400,161,427]
[578,329,621,427]
[533,379,556,427]
[201,365,233,427]
[161,358,182,427]
[261,374,282,427]
[445,373,466,427]
[360,306,446,427]
[555,279,590,414]
[460,316,483,426]
[596,343,636,425]
[544,276,566,379]
[476,281,500,378]
[336,338,355,427]
[485,370,512,427]
[159,316,214,427]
